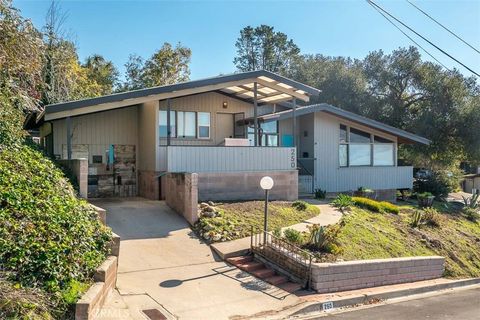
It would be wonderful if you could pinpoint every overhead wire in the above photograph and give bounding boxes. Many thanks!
[367,0,480,76]
[406,0,480,55]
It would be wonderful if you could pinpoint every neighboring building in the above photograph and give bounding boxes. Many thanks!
[463,174,480,194]
[24,70,429,202]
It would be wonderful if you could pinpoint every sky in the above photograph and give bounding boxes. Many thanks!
[13,0,480,81]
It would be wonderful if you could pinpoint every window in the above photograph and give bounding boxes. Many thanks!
[373,136,394,166]
[339,124,395,167]
[248,121,279,146]
[197,112,210,138]
[178,111,196,137]
[92,155,102,164]
[159,110,176,138]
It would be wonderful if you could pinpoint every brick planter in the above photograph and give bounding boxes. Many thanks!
[311,256,445,293]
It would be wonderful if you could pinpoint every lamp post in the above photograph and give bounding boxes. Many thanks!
[260,176,274,245]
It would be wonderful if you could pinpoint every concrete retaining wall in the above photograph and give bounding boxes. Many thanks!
[165,172,199,225]
[75,256,118,320]
[197,170,298,201]
[311,256,445,293]
[57,159,88,198]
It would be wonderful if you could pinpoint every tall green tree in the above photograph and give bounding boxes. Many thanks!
[121,42,191,91]
[233,25,300,74]
[83,54,119,95]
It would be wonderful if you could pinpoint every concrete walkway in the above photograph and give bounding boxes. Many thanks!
[212,201,342,259]
[283,201,342,233]
[92,198,301,320]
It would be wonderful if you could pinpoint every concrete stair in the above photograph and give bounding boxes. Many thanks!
[226,255,302,293]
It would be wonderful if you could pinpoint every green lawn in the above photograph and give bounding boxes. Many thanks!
[195,201,320,242]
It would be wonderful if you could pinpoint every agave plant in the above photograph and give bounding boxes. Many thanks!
[462,193,479,210]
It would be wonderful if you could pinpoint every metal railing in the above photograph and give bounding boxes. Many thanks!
[297,158,315,194]
[250,227,314,289]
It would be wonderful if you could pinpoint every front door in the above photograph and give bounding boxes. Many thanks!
[215,113,234,145]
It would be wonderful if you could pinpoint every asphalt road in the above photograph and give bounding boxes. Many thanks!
[316,287,480,320]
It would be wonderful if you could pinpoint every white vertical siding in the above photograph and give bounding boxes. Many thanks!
[52,106,138,163]
[314,112,412,192]
[166,146,296,173]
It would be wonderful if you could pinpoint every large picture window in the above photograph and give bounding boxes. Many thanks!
[339,124,395,167]
[159,109,211,140]
[248,121,279,146]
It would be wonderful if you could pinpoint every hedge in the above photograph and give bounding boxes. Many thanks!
[352,197,399,214]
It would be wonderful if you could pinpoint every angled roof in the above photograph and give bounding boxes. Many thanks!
[36,70,321,122]
[242,103,430,145]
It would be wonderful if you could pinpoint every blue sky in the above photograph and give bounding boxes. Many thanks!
[14,0,480,80]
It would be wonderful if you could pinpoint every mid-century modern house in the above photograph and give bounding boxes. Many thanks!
[25,70,429,202]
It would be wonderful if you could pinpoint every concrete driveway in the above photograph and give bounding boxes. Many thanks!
[92,198,300,320]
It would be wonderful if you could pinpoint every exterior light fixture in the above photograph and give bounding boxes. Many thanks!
[222,101,228,109]
[260,176,274,243]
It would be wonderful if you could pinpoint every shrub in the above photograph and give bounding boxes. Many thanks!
[352,197,399,214]
[283,228,304,245]
[314,189,326,200]
[0,145,112,314]
[306,224,341,253]
[332,194,354,212]
[463,207,479,222]
[292,200,308,211]
[410,208,442,228]
[414,169,463,199]
[422,208,442,227]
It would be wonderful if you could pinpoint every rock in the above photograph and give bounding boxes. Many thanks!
[202,211,216,218]
[208,201,215,206]
[203,205,215,212]
[200,202,209,209]
[212,234,222,241]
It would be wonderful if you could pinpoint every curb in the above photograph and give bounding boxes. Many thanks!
[289,278,480,318]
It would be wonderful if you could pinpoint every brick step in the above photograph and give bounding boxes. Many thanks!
[226,255,302,294]
[237,261,265,272]
[265,275,289,286]
[251,268,276,279]
[226,255,253,265]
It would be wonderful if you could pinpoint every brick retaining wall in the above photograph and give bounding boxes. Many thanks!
[165,172,199,225]
[75,256,118,320]
[57,159,88,198]
[311,256,445,293]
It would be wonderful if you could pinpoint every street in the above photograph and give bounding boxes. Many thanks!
[314,286,480,320]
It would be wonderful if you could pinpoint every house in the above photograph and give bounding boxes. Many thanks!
[24,70,429,203]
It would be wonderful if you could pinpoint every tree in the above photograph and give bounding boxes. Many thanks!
[289,46,480,169]
[121,43,191,91]
[233,25,300,74]
[83,54,119,95]
[0,0,44,110]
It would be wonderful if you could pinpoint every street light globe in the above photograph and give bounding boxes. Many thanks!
[260,176,274,190]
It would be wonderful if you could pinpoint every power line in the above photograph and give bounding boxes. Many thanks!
[406,0,480,55]
[367,0,480,77]
[368,1,450,70]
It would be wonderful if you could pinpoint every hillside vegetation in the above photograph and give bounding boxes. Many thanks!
[0,145,112,319]
[327,206,480,278]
